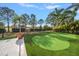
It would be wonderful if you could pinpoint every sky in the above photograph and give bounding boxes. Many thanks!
[0,3,79,26]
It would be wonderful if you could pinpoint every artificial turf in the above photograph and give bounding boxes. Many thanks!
[24,32,79,56]
[32,34,70,51]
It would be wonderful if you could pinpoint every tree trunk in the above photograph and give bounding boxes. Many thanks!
[14,23,16,28]
[40,25,42,31]
[2,33,4,38]
[7,18,10,32]
[19,20,21,32]
[33,25,35,32]
[25,23,27,34]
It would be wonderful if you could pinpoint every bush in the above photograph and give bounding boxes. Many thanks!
[30,28,52,32]
[43,25,52,31]
[53,20,79,34]
[12,28,25,32]
[0,29,6,33]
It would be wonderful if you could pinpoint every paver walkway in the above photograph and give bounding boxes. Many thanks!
[0,38,27,56]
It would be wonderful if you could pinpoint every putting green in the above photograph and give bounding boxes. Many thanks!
[32,34,70,51]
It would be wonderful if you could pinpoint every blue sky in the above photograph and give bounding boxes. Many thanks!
[0,3,79,26]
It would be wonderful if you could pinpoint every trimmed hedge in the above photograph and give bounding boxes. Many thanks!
[30,28,52,32]
[12,28,25,32]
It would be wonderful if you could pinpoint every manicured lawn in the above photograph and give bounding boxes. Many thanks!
[24,32,79,56]
[0,33,16,40]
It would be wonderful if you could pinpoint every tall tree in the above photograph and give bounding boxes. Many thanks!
[46,8,64,27]
[13,15,19,28]
[66,3,79,21]
[46,7,77,28]
[21,14,30,28]
[0,7,15,32]
[30,14,37,30]
[12,15,21,32]
[21,13,30,33]
[67,3,79,11]
[0,22,4,29]
[0,22,5,38]
[60,10,76,25]
[38,19,44,30]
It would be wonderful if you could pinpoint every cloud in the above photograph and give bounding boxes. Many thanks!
[18,3,46,10]
[18,3,38,8]
[77,10,79,13]
[45,5,60,10]
[18,3,61,10]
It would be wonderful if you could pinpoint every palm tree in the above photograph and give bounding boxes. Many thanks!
[67,3,79,11]
[46,8,64,27]
[46,15,54,26]
[66,3,79,21]
[38,19,44,30]
[0,7,15,32]
[30,14,37,31]
[60,10,76,25]
[13,15,21,32]
[47,7,77,26]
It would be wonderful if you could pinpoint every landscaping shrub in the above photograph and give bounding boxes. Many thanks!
[12,28,25,32]
[30,28,52,32]
[0,29,6,33]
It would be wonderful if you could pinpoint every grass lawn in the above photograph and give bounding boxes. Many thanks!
[0,33,16,40]
[24,32,79,56]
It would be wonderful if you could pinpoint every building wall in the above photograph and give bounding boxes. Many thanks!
[5,27,12,32]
